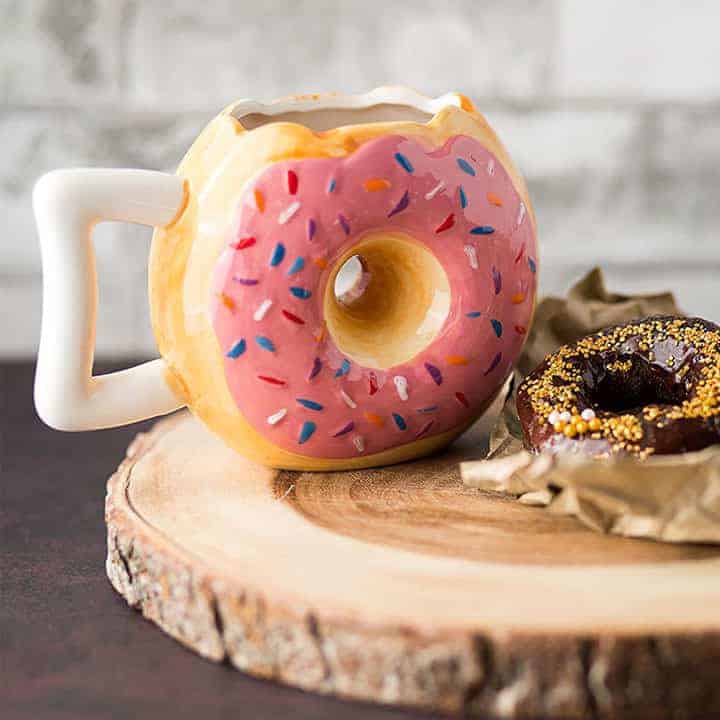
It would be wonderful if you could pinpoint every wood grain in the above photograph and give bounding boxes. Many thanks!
[106,412,720,719]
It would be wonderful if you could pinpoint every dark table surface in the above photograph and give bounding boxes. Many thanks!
[2,361,438,720]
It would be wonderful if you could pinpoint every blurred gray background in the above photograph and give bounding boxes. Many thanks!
[2,0,718,358]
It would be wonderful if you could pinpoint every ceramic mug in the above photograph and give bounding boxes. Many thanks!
[34,87,537,470]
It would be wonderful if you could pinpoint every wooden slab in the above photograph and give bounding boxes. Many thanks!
[106,411,720,719]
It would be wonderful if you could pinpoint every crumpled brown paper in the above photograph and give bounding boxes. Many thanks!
[461,268,720,544]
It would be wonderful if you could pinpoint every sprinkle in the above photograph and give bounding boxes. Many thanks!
[327,177,337,193]
[470,225,495,235]
[548,411,560,426]
[425,181,446,200]
[253,299,272,321]
[226,339,246,358]
[424,362,443,386]
[231,236,256,250]
[298,421,316,444]
[517,202,526,226]
[514,324,527,335]
[340,390,357,408]
[394,152,414,173]
[484,352,502,376]
[220,293,236,311]
[308,357,322,380]
[417,405,438,414]
[290,286,312,299]
[286,169,298,195]
[269,243,286,266]
[368,371,379,395]
[307,218,316,242]
[363,178,391,192]
[314,325,326,343]
[528,257,537,274]
[457,158,476,176]
[278,201,301,225]
[297,398,323,411]
[364,411,385,427]
[487,158,495,176]
[446,355,469,366]
[258,375,286,386]
[464,245,478,270]
[455,391,469,408]
[415,419,434,438]
[581,408,597,421]
[559,411,572,423]
[282,309,305,325]
[337,213,350,235]
[459,186,468,209]
[313,256,328,269]
[393,375,409,401]
[254,189,265,213]
[335,359,351,378]
[392,413,407,430]
[514,243,526,264]
[234,277,259,286]
[492,266,502,294]
[353,435,365,453]
[435,213,455,233]
[267,408,287,425]
[491,319,503,338]
[332,421,355,437]
[487,192,503,207]
[466,311,482,318]
[387,189,410,218]
[255,335,275,352]
[511,292,525,304]
[287,256,305,276]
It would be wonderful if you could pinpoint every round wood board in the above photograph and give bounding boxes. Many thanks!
[106,411,720,720]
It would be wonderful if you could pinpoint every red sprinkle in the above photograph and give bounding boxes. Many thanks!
[231,236,256,250]
[282,309,305,325]
[257,375,286,386]
[287,169,298,195]
[514,324,527,335]
[435,213,455,233]
[455,391,469,408]
[514,242,526,263]
[368,371,379,395]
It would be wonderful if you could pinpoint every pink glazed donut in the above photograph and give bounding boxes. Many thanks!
[209,133,536,460]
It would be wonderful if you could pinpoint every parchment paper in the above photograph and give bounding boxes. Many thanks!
[461,268,720,544]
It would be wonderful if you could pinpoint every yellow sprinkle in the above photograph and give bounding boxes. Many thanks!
[589,418,602,431]
[445,355,469,366]
[364,412,385,427]
[313,325,326,343]
[575,420,589,434]
[363,178,391,192]
[563,424,578,438]
[254,189,265,213]
[553,421,567,433]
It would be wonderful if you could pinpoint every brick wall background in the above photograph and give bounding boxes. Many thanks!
[2,0,718,357]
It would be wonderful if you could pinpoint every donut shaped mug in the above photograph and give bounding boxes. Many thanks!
[33,87,538,471]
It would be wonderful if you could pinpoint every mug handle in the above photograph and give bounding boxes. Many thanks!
[33,168,188,431]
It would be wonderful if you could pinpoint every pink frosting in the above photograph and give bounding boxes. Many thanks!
[210,134,537,458]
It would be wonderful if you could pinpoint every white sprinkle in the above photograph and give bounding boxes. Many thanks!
[487,158,495,176]
[548,410,560,425]
[340,390,357,409]
[559,411,572,423]
[581,408,596,421]
[267,408,287,425]
[463,245,478,270]
[353,435,365,453]
[517,201,526,227]
[253,298,272,321]
[393,375,409,401]
[425,180,446,200]
[278,200,301,225]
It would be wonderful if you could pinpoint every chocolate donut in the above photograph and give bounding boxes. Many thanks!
[517,316,720,458]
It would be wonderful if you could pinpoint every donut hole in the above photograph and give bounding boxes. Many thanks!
[325,231,450,370]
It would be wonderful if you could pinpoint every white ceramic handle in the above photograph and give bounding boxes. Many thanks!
[33,168,187,431]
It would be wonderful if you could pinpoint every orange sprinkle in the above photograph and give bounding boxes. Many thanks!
[313,256,328,269]
[487,192,503,207]
[446,355,469,366]
[363,178,391,192]
[511,293,526,304]
[220,293,236,311]
[313,325,326,343]
[458,94,476,113]
[363,411,385,427]
[254,189,265,213]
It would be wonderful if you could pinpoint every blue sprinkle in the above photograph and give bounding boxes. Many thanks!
[457,158,476,176]
[297,398,324,411]
[459,185,468,209]
[335,358,351,378]
[528,257,537,273]
[269,243,286,266]
[417,405,438,414]
[287,256,305,276]
[466,311,482,318]
[226,339,246,359]
[327,177,337,193]
[491,319,503,338]
[492,266,502,295]
[392,413,407,431]
[255,335,276,352]
[298,421,317,444]
[308,357,322,380]
[394,152,414,173]
[290,286,312,299]
[387,189,410,218]
[470,226,495,235]
[337,213,350,235]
